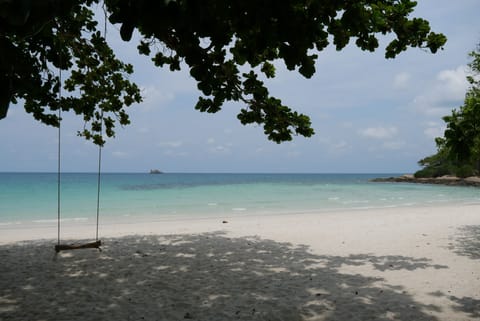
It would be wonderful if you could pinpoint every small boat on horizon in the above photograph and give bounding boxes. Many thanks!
[149,169,163,174]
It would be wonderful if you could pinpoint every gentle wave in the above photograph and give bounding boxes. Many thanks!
[0,221,23,226]
[32,217,89,224]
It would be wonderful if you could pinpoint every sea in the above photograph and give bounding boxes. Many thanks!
[1,173,479,227]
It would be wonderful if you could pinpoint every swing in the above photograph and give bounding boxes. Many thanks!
[54,98,103,253]
[54,93,103,252]
[54,128,103,253]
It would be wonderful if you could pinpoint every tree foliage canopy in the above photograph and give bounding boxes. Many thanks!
[1,0,446,145]
[416,46,480,178]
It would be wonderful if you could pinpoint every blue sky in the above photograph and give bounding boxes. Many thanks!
[2,0,480,173]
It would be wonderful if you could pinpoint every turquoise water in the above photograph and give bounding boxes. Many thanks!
[1,173,479,226]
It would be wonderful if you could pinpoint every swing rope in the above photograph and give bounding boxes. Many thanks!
[94,3,109,243]
[57,65,62,248]
[95,113,103,242]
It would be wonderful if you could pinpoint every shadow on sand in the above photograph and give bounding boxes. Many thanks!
[441,224,480,319]
[0,232,452,320]
[449,225,480,260]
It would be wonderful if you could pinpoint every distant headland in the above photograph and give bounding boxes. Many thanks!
[149,169,163,174]
[372,174,480,187]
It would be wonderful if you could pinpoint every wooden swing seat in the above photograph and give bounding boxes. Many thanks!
[55,240,102,253]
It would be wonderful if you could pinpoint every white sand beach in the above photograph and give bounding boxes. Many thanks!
[1,204,479,320]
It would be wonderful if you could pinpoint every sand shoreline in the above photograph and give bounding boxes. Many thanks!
[1,205,479,320]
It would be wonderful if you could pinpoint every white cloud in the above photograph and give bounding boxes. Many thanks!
[112,151,129,158]
[139,85,175,111]
[318,137,351,155]
[163,150,188,157]
[411,66,469,116]
[156,141,189,157]
[382,141,405,150]
[423,121,445,139]
[358,126,405,151]
[209,145,231,154]
[393,72,411,89]
[158,141,184,148]
[287,150,301,158]
[359,126,398,139]
[136,69,198,112]
[437,67,469,97]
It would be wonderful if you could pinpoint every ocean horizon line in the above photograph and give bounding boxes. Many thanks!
[0,171,407,175]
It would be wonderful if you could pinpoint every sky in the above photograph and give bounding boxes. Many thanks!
[1,0,480,173]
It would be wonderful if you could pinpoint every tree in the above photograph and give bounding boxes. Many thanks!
[416,45,480,178]
[0,0,141,145]
[1,0,447,145]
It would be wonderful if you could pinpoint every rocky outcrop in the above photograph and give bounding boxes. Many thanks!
[371,174,480,187]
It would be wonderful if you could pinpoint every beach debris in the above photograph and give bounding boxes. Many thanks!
[222,220,228,224]
[135,250,149,257]
[184,312,193,319]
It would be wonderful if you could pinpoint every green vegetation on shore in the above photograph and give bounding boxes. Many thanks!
[416,44,480,178]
